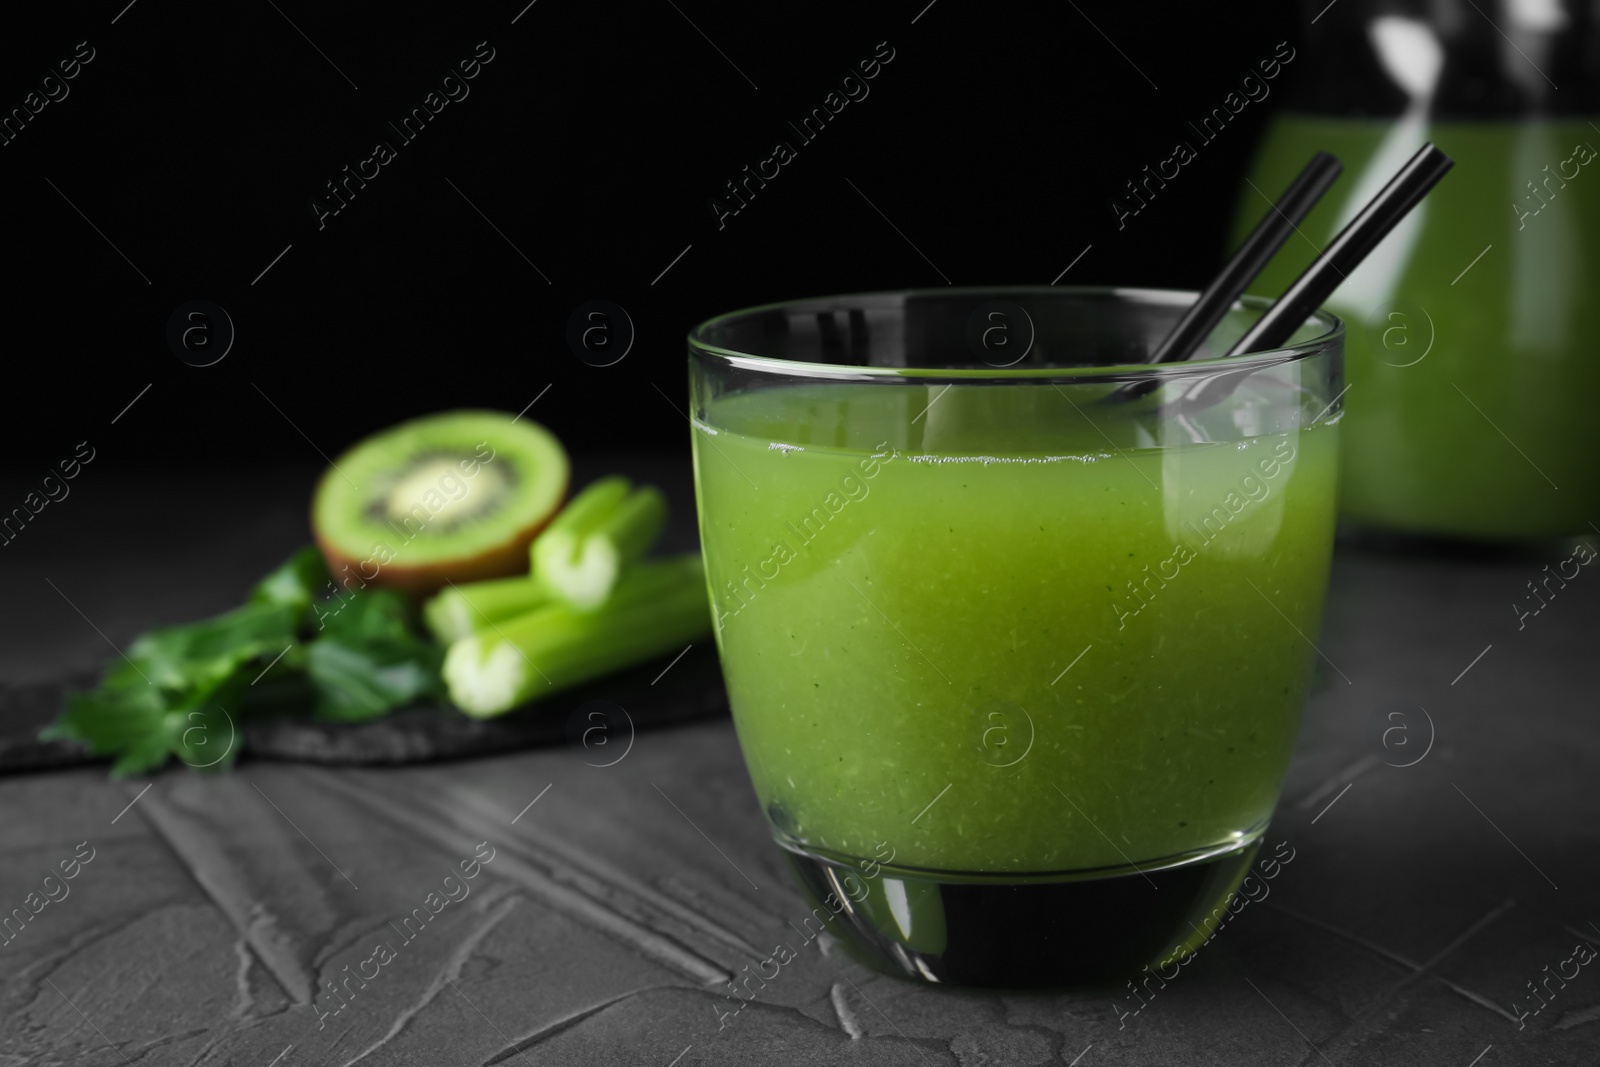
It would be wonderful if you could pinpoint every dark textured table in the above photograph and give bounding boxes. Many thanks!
[3,467,1598,1067]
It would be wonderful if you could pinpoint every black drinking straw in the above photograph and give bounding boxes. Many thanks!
[1225,142,1454,356]
[1153,142,1454,416]
[1143,151,1344,365]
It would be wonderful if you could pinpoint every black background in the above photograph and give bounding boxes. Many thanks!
[1,0,1302,488]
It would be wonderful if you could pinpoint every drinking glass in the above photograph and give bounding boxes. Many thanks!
[688,287,1342,986]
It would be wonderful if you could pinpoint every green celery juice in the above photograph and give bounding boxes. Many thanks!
[1238,117,1600,538]
[692,384,1338,875]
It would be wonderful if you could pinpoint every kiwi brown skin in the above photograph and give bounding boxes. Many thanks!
[311,471,568,598]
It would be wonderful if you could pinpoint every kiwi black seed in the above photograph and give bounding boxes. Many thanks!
[312,410,569,594]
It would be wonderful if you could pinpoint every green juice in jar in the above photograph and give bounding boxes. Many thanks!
[1237,116,1600,538]
[692,383,1338,875]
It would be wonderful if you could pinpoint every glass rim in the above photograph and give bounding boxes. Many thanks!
[686,284,1344,384]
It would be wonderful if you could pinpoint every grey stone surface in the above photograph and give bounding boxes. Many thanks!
[1,467,1596,1065]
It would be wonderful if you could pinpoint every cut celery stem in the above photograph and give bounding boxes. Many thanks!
[532,477,668,611]
[422,576,550,644]
[541,476,631,542]
[606,487,668,567]
[444,555,710,717]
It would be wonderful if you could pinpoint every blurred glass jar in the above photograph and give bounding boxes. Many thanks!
[1235,0,1600,539]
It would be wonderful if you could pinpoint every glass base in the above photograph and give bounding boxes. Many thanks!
[783,839,1260,989]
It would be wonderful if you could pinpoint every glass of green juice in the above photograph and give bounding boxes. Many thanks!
[688,287,1342,987]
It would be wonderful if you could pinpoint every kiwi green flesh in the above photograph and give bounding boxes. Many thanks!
[313,411,568,570]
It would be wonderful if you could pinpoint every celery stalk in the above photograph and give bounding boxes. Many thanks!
[532,477,667,611]
[423,576,551,644]
[443,555,712,717]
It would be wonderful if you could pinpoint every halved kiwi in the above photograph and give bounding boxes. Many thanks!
[312,411,569,595]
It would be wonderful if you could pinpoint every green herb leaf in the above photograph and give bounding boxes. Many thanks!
[121,601,299,692]
[252,545,331,619]
[42,686,170,778]
[42,547,448,774]
[165,672,249,773]
[306,641,444,721]
[304,588,444,721]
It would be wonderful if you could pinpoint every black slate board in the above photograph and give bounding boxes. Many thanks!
[0,670,101,772]
[0,644,728,772]
[242,645,728,764]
